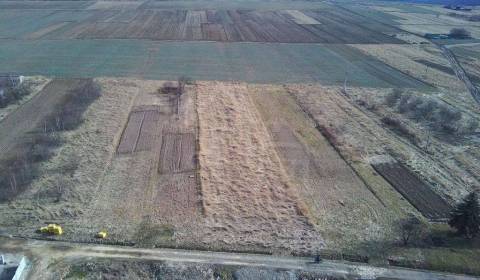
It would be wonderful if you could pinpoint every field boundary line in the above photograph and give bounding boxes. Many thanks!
[193,83,206,217]
[132,111,147,153]
[439,44,480,105]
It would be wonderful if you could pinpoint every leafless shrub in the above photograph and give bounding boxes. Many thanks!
[0,83,31,108]
[398,215,427,246]
[389,92,474,136]
[449,28,471,39]
[461,118,479,134]
[413,99,437,121]
[159,81,177,94]
[397,93,412,113]
[381,116,418,144]
[385,88,403,107]
[433,106,462,134]
[405,96,424,114]
[44,79,100,131]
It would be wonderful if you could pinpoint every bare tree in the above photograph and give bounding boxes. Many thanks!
[398,215,426,246]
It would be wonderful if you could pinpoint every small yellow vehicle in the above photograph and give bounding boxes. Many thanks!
[96,230,108,239]
[39,224,63,235]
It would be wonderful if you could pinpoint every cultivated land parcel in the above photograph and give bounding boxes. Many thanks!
[1,0,480,278]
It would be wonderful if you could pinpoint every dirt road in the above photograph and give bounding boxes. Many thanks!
[440,44,480,104]
[1,237,478,280]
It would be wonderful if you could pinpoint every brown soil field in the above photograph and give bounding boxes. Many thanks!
[159,133,196,174]
[117,106,161,154]
[43,9,405,44]
[372,161,452,220]
[196,81,324,253]
[24,22,70,40]
[132,109,162,152]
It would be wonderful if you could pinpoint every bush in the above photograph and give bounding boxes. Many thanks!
[449,28,471,39]
[414,99,437,121]
[44,79,100,132]
[0,83,31,108]
[385,89,403,107]
[463,119,479,134]
[381,116,418,143]
[397,93,412,113]
[388,92,475,136]
[433,106,462,134]
[405,96,424,114]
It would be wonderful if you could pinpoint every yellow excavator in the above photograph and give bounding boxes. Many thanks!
[39,224,63,235]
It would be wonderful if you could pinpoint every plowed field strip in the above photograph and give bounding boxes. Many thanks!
[117,111,144,154]
[372,162,452,220]
[159,133,196,174]
[135,110,161,152]
[117,108,164,154]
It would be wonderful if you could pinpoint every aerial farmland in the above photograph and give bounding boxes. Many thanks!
[0,0,480,279]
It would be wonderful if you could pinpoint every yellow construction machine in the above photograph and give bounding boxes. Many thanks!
[39,224,63,235]
[96,230,108,239]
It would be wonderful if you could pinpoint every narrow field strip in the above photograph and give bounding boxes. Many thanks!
[196,81,324,253]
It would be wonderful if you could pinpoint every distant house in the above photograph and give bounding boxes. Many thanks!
[0,74,24,89]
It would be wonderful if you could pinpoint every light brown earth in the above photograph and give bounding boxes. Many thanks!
[196,81,324,253]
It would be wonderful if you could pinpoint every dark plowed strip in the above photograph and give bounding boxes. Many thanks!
[159,133,196,174]
[372,162,452,220]
[117,111,144,154]
[135,110,161,152]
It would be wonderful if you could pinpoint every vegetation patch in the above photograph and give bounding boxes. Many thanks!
[0,79,100,202]
[385,89,478,137]
[0,83,31,108]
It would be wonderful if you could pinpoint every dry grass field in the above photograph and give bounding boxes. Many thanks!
[0,76,479,273]
[353,44,466,91]
[1,0,480,276]
[288,84,480,204]
[249,85,408,248]
[196,81,323,253]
